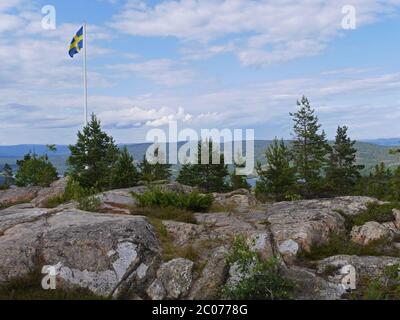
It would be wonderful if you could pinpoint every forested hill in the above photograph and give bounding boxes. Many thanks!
[0,140,399,175]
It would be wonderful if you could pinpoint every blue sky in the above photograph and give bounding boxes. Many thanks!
[1,0,400,145]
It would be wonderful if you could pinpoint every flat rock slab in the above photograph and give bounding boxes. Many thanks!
[0,208,161,297]
[266,197,378,262]
[317,255,400,279]
[0,186,42,208]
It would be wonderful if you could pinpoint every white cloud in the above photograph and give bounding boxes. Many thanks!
[110,0,400,66]
[107,59,195,87]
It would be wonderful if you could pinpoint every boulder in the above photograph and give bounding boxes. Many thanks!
[148,258,194,300]
[317,255,400,280]
[248,232,274,261]
[350,222,392,246]
[189,246,229,300]
[266,197,378,263]
[195,212,259,241]
[162,221,205,246]
[393,209,400,229]
[0,204,52,234]
[283,266,346,300]
[213,189,257,211]
[0,186,42,208]
[94,188,138,214]
[0,208,161,298]
[32,178,68,208]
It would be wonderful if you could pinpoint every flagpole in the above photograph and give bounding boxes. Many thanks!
[83,22,88,127]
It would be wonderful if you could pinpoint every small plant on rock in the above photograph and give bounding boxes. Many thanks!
[221,236,295,300]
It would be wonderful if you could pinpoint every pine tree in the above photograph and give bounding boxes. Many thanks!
[67,114,119,190]
[256,139,296,201]
[15,152,58,187]
[389,167,400,201]
[2,163,13,187]
[110,146,139,189]
[326,126,363,195]
[230,154,251,190]
[357,162,393,200]
[290,96,329,198]
[138,147,171,184]
[177,140,229,192]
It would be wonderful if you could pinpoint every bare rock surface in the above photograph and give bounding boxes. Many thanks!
[0,207,161,298]
[31,178,68,208]
[0,186,42,208]
[266,197,379,263]
[350,222,392,246]
[147,258,194,300]
[317,255,400,279]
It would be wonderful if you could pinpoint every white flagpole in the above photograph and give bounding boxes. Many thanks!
[83,22,88,127]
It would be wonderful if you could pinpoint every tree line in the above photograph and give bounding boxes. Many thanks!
[1,96,400,202]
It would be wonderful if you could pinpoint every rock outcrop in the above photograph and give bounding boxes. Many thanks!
[267,197,379,263]
[31,178,68,208]
[350,222,392,246]
[0,183,398,301]
[0,186,42,209]
[147,258,194,300]
[0,207,161,298]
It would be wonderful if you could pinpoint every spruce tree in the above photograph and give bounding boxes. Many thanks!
[138,147,171,184]
[364,163,393,200]
[2,163,13,187]
[15,152,58,187]
[230,155,251,190]
[256,139,296,201]
[177,140,229,192]
[290,96,329,198]
[389,167,400,201]
[67,114,119,190]
[326,126,363,195]
[110,146,139,189]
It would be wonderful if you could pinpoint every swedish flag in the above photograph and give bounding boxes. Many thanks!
[69,26,84,58]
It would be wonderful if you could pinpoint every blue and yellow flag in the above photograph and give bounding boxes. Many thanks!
[69,26,84,58]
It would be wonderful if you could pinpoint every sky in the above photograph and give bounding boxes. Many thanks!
[1,0,400,145]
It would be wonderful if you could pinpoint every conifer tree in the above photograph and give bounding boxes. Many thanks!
[326,126,363,195]
[138,147,171,184]
[67,114,119,190]
[357,162,393,200]
[110,146,139,189]
[256,139,296,201]
[15,152,58,187]
[230,155,251,191]
[2,163,13,187]
[290,96,329,198]
[177,140,229,192]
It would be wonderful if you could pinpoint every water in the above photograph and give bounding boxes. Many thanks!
[247,177,258,188]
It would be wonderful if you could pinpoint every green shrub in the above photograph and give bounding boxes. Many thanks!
[347,264,400,300]
[77,196,101,212]
[131,207,196,224]
[221,236,295,300]
[133,188,213,212]
[351,202,400,226]
[300,232,399,261]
